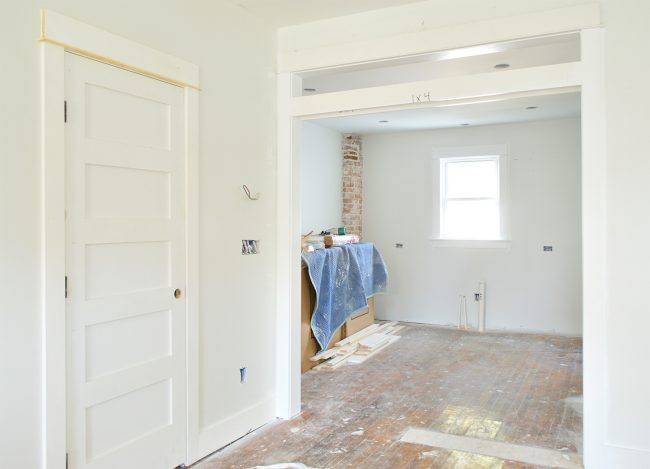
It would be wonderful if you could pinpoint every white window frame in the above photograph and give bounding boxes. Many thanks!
[432,144,510,248]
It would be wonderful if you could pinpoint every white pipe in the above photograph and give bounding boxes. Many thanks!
[463,295,469,329]
[478,282,486,332]
[458,295,469,329]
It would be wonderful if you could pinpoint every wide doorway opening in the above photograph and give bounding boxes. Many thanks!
[298,90,582,467]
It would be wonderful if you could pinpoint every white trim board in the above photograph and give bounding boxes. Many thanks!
[40,9,199,89]
[278,3,601,72]
[184,87,202,465]
[40,40,66,469]
[275,72,303,420]
[290,62,582,117]
[579,28,608,468]
[400,428,582,469]
[40,11,200,469]
[296,87,580,123]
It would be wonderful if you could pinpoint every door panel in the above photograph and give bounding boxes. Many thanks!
[84,241,171,299]
[85,379,172,459]
[84,83,172,150]
[65,52,186,469]
[84,164,171,219]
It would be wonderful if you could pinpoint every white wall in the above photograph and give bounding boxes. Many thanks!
[301,123,342,233]
[364,118,582,334]
[0,1,276,467]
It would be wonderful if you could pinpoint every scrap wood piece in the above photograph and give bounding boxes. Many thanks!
[327,352,357,369]
[371,321,399,334]
[252,464,320,469]
[355,338,391,356]
[355,339,390,356]
[349,337,401,364]
[358,333,391,350]
[344,321,397,345]
[310,347,339,362]
[334,323,380,347]
[335,321,399,348]
[313,345,359,370]
[311,322,401,368]
[348,336,401,364]
[309,343,356,362]
[311,359,334,371]
[327,344,358,365]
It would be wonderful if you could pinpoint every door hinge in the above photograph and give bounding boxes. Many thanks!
[65,276,68,298]
[64,100,67,123]
[66,453,69,469]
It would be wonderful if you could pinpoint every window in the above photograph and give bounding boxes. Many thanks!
[434,145,508,245]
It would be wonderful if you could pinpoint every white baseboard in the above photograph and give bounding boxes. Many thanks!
[601,443,650,469]
[193,395,276,464]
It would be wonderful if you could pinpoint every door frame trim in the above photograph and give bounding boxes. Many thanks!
[40,9,199,89]
[276,28,608,466]
[40,10,200,468]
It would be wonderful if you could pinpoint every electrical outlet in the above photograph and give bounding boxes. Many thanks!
[242,240,260,255]
[543,245,553,252]
[395,243,404,248]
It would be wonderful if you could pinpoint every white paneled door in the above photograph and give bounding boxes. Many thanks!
[65,53,187,469]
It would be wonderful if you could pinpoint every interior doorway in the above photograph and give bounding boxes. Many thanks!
[275,28,607,467]
[300,89,583,457]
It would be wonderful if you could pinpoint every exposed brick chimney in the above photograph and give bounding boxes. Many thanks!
[342,134,362,238]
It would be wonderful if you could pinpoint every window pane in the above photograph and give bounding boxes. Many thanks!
[443,199,500,239]
[445,159,498,198]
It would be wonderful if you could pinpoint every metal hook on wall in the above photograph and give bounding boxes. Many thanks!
[242,184,260,200]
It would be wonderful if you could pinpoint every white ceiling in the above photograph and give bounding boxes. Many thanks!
[309,92,580,134]
[222,0,425,27]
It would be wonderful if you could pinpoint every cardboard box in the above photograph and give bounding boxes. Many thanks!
[345,297,375,336]
[301,265,375,373]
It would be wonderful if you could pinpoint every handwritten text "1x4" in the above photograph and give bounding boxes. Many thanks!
[412,92,432,103]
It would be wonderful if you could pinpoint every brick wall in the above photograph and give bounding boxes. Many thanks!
[342,134,363,238]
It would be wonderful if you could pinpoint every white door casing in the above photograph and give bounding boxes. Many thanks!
[65,52,187,469]
[276,27,609,466]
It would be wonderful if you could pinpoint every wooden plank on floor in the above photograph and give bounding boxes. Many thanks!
[335,321,397,347]
[358,333,390,350]
[349,336,400,363]
[334,323,380,347]
[399,428,583,469]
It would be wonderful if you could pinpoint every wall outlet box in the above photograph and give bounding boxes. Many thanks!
[242,240,260,255]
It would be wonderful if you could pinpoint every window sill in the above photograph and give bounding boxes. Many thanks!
[429,239,511,249]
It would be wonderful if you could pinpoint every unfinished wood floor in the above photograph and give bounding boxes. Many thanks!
[194,324,582,469]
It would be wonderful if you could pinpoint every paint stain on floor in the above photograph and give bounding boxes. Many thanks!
[192,325,582,469]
